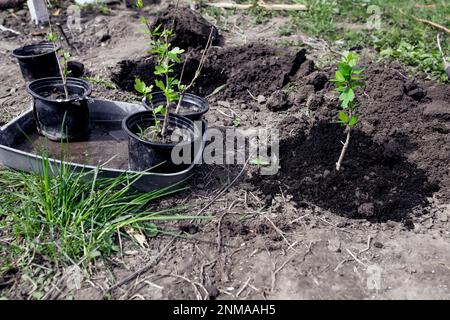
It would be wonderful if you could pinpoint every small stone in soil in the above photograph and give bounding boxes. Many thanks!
[257,95,266,104]
[179,224,199,234]
[373,241,384,249]
[358,202,375,217]
[437,211,448,222]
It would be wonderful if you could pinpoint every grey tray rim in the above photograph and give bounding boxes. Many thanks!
[0,99,205,192]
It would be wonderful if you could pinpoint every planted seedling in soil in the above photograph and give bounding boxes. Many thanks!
[332,51,366,171]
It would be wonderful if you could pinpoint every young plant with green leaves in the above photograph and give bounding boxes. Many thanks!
[134,0,185,139]
[332,51,365,171]
[134,0,213,140]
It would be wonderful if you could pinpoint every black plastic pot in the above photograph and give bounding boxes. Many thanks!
[26,77,92,142]
[12,43,60,82]
[122,111,202,173]
[142,92,209,121]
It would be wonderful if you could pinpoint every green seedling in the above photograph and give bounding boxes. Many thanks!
[232,117,241,127]
[332,51,365,171]
[134,0,185,139]
[134,0,213,140]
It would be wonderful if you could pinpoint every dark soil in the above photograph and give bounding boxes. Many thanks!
[138,124,190,144]
[152,6,222,50]
[111,43,306,101]
[39,87,81,101]
[250,59,450,225]
[154,101,201,115]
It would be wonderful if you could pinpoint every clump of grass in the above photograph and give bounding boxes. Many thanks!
[0,156,206,268]
[291,0,338,36]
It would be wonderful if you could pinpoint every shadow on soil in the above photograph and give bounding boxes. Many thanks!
[252,121,438,226]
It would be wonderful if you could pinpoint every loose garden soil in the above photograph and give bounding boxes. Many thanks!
[1,2,450,300]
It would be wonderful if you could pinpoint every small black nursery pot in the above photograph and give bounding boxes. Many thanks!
[27,77,92,141]
[143,92,209,121]
[12,43,60,82]
[122,111,202,173]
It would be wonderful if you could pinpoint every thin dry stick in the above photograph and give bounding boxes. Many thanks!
[175,26,215,114]
[412,15,450,34]
[359,235,372,254]
[48,20,69,99]
[169,274,205,300]
[264,215,292,248]
[106,238,175,293]
[236,277,251,297]
[436,34,447,64]
[346,249,368,268]
[270,242,311,292]
[205,2,307,11]
[0,24,20,35]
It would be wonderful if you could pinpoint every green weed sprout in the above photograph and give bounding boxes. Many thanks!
[332,51,366,171]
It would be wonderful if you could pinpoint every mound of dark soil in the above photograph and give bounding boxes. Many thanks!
[111,43,306,100]
[252,60,450,224]
[153,5,222,50]
[252,119,438,225]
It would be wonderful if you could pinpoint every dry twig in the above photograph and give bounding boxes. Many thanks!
[412,15,450,34]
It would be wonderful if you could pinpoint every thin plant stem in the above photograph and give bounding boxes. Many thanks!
[336,127,351,171]
[175,27,214,114]
[48,19,69,100]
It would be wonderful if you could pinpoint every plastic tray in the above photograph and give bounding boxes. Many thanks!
[0,99,204,192]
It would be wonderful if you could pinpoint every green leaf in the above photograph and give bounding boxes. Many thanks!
[353,67,367,74]
[143,223,159,238]
[345,52,359,67]
[334,70,345,82]
[339,88,355,108]
[338,63,352,77]
[338,111,349,124]
[154,65,167,76]
[47,32,58,42]
[134,78,146,94]
[166,90,179,102]
[168,47,184,63]
[154,79,165,91]
[153,104,166,115]
[136,0,144,9]
[348,115,358,126]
